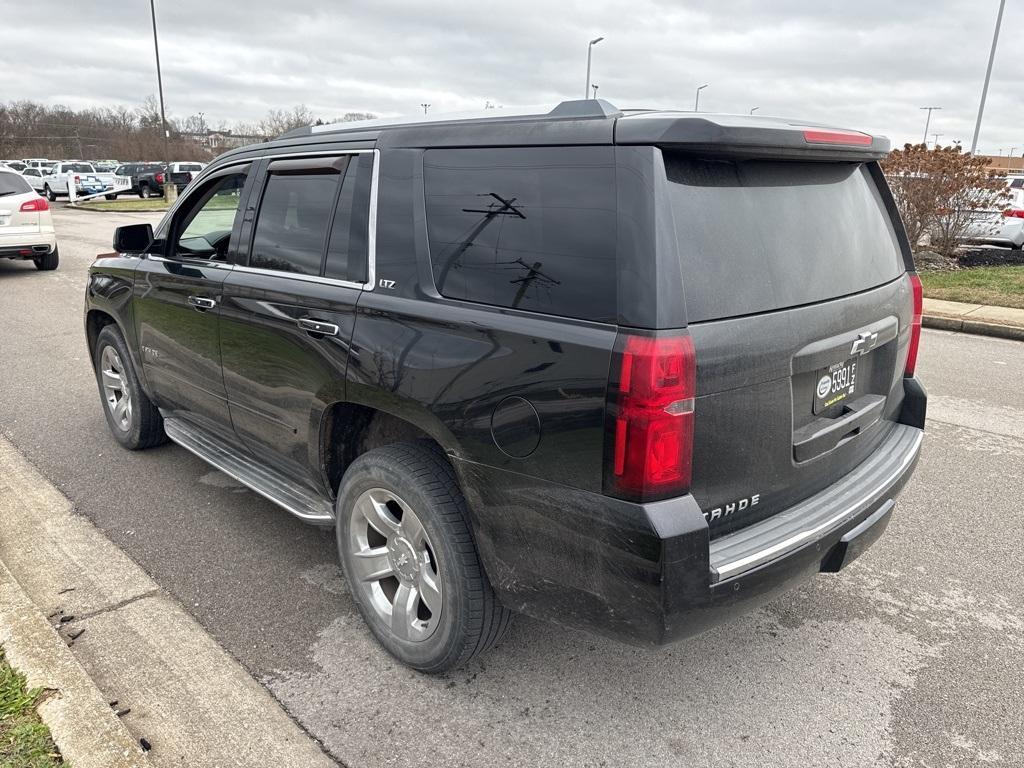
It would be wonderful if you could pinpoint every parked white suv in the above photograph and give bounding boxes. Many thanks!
[0,168,58,270]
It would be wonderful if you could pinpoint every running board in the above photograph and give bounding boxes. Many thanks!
[163,417,335,525]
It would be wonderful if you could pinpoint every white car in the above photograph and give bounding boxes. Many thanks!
[963,177,1024,249]
[20,167,48,193]
[0,168,58,270]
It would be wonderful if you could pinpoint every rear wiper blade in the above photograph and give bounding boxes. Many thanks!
[0,191,19,197]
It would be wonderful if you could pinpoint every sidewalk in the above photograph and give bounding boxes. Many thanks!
[922,298,1024,341]
[0,435,337,768]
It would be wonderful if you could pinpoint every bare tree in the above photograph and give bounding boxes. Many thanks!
[882,143,1009,260]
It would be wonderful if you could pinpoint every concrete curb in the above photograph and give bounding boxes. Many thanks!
[0,561,151,768]
[922,298,1024,342]
[0,434,338,768]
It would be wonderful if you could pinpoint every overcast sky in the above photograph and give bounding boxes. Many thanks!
[2,1,1022,154]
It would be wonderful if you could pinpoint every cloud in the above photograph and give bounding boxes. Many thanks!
[1,0,1022,152]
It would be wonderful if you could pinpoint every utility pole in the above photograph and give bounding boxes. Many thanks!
[420,103,430,115]
[585,37,604,99]
[1008,147,1017,173]
[932,133,942,148]
[149,0,169,164]
[971,0,1006,154]
[695,84,708,112]
[920,106,941,146]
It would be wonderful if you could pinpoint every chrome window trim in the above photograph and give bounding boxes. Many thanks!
[145,254,235,270]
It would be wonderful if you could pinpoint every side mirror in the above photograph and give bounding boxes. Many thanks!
[113,223,154,253]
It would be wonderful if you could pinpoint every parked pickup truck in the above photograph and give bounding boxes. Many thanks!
[41,162,116,201]
[135,165,193,199]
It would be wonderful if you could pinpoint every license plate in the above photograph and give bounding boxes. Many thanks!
[813,357,858,414]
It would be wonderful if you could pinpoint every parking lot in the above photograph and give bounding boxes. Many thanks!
[1,205,1022,767]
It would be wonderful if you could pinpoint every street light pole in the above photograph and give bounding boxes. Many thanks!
[920,106,941,146]
[1008,147,1017,173]
[749,106,760,114]
[932,133,942,148]
[585,37,604,99]
[971,0,1007,154]
[149,0,169,164]
[592,84,599,99]
[695,84,708,112]
[420,103,430,115]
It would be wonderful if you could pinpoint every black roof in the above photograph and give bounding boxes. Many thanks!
[217,99,890,163]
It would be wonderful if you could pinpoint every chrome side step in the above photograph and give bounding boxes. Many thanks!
[163,417,335,525]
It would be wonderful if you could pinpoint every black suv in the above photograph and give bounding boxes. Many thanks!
[85,100,926,673]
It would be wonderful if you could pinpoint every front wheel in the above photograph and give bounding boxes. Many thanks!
[105,193,118,200]
[336,442,512,673]
[44,184,56,202]
[139,185,152,199]
[93,325,167,450]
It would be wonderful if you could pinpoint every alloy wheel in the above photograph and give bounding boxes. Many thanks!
[347,488,443,642]
[100,346,133,430]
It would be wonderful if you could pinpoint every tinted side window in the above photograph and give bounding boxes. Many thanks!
[323,153,373,283]
[250,173,338,275]
[0,173,31,195]
[423,146,617,322]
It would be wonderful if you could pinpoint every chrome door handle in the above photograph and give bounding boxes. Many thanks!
[297,318,340,337]
[187,295,216,311]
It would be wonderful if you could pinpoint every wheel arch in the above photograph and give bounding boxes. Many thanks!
[319,401,461,496]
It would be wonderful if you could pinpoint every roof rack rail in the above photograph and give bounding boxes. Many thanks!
[302,98,622,137]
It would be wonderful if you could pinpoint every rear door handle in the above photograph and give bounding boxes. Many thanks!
[297,318,340,337]
[187,295,216,311]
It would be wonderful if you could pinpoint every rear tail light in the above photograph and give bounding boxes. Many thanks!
[19,197,49,212]
[1002,208,1024,218]
[156,172,165,184]
[605,333,696,502]
[74,174,81,183]
[905,273,923,376]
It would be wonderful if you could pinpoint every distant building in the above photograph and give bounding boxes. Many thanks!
[180,130,267,150]
[978,154,1024,175]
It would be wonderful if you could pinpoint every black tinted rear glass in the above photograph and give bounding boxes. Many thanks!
[424,146,617,322]
[0,172,31,195]
[250,173,338,275]
[663,156,904,322]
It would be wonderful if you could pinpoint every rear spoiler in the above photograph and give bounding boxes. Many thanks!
[614,113,889,161]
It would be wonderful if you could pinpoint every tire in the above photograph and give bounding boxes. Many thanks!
[139,184,152,199]
[93,325,167,450]
[33,247,58,271]
[105,193,118,201]
[44,184,56,202]
[336,442,512,673]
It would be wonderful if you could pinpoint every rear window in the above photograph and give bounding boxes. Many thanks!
[424,146,617,322]
[663,156,905,323]
[0,172,31,196]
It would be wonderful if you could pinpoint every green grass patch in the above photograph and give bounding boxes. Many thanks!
[0,648,64,767]
[921,265,1024,309]
[75,199,169,212]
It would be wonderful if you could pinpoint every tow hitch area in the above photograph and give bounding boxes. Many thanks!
[820,499,895,572]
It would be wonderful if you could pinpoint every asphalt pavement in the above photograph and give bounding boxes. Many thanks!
[1,205,1021,767]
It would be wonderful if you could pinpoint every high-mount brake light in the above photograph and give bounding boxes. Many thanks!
[905,273,923,376]
[606,334,696,502]
[802,129,873,146]
[19,197,49,212]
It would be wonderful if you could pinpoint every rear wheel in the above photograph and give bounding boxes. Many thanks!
[93,325,167,450]
[139,184,152,199]
[336,442,512,673]
[33,248,58,271]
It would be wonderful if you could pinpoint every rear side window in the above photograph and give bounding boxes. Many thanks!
[249,153,373,282]
[0,172,31,195]
[251,173,337,275]
[424,146,617,322]
[663,156,905,322]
